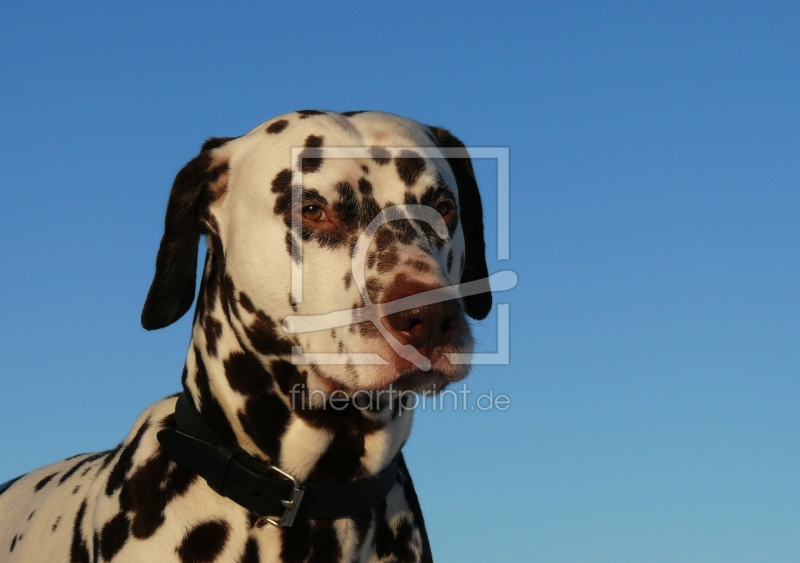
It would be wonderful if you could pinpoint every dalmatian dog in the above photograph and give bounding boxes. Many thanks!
[0,110,491,563]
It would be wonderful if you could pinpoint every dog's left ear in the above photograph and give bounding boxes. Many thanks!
[429,126,492,320]
[141,137,233,331]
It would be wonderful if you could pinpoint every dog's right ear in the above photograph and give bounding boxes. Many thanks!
[428,126,493,320]
[141,137,234,331]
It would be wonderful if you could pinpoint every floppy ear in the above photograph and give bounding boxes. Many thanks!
[429,126,492,320]
[141,137,233,330]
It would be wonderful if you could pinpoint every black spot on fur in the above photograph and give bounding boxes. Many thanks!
[10,534,18,552]
[365,277,384,301]
[360,193,382,229]
[177,521,230,563]
[279,520,311,563]
[297,109,325,119]
[70,501,90,563]
[357,177,373,196]
[333,181,360,229]
[201,137,232,152]
[272,167,293,193]
[270,360,307,399]
[194,254,214,330]
[373,501,392,557]
[200,231,224,316]
[72,485,80,494]
[105,421,150,497]
[244,310,293,356]
[247,512,260,528]
[223,352,291,463]
[371,146,391,165]
[272,168,293,216]
[280,520,341,563]
[304,407,383,480]
[161,413,176,429]
[190,346,238,443]
[395,150,426,187]
[204,315,223,357]
[99,444,121,472]
[285,231,301,263]
[238,390,291,462]
[299,135,324,173]
[239,537,261,563]
[224,351,274,396]
[374,228,397,252]
[266,119,289,134]
[398,455,433,562]
[59,452,106,484]
[52,515,61,532]
[118,441,197,539]
[239,291,255,313]
[405,259,431,273]
[343,272,353,289]
[361,165,369,174]
[100,513,130,561]
[215,270,241,326]
[388,519,416,562]
[342,110,366,116]
[34,472,57,491]
[377,246,400,275]
[373,493,423,562]
[358,320,381,338]
[388,219,418,246]
[28,510,35,520]
[350,507,375,556]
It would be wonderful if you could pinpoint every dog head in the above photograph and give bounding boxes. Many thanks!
[142,111,491,394]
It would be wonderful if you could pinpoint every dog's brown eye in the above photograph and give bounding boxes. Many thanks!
[435,201,455,220]
[302,205,326,221]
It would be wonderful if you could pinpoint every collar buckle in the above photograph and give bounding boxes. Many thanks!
[264,465,305,527]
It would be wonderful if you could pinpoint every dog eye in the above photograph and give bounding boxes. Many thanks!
[435,201,455,220]
[302,205,327,221]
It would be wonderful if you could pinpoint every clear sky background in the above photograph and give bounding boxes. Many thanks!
[1,2,798,561]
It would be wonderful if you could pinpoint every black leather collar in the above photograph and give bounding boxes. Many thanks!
[157,392,399,526]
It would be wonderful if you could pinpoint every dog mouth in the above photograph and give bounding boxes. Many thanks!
[308,356,466,395]
[299,320,474,395]
[306,365,458,413]
[387,367,452,392]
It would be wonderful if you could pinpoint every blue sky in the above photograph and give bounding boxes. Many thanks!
[1,2,798,561]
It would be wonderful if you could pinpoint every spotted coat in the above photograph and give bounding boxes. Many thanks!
[0,110,491,563]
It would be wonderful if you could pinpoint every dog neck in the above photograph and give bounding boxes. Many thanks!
[179,242,412,483]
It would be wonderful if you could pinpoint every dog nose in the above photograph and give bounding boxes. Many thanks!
[382,277,462,356]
